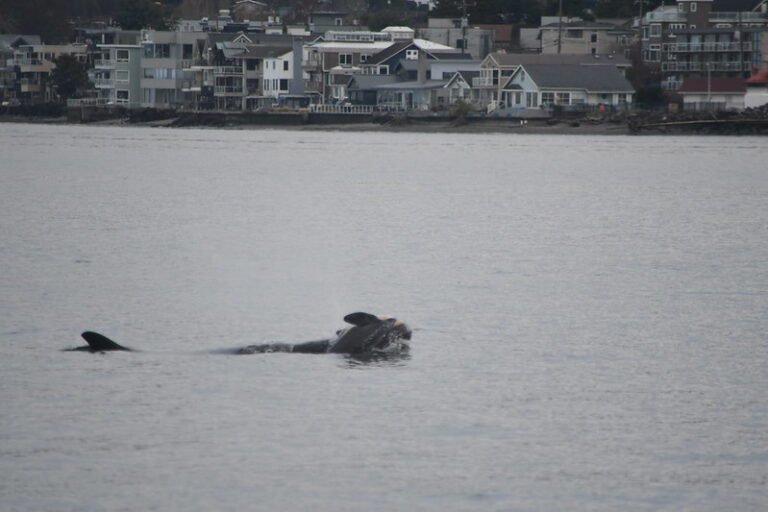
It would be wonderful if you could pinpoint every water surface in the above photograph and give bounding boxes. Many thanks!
[1,124,767,511]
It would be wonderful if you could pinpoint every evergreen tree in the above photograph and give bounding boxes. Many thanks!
[51,54,89,100]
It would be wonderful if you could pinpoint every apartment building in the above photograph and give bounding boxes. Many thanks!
[94,44,143,108]
[10,43,88,103]
[642,0,768,89]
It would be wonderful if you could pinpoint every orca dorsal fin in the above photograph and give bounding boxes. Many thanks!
[81,331,131,351]
[343,312,381,327]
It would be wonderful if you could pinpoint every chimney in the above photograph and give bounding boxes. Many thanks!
[417,50,427,84]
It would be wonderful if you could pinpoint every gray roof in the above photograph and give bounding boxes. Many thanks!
[347,74,399,90]
[509,64,635,92]
[488,52,631,68]
[243,45,292,58]
[0,34,41,51]
[376,79,448,90]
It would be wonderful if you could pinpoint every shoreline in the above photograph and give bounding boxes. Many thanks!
[3,113,767,135]
[0,115,636,135]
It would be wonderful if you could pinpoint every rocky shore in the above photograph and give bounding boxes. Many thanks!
[2,104,768,135]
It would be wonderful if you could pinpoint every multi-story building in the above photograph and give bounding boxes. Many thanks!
[0,35,41,103]
[642,0,768,90]
[417,18,494,60]
[539,20,633,57]
[303,31,397,101]
[140,29,209,108]
[94,44,143,108]
[10,43,88,103]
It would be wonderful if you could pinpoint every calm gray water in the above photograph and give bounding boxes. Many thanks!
[1,123,767,511]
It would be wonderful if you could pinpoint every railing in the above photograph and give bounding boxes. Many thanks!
[666,41,753,52]
[662,60,753,72]
[710,12,768,22]
[214,66,242,75]
[472,76,495,87]
[13,58,43,66]
[309,104,374,114]
[94,78,114,88]
[94,59,115,68]
[67,98,109,107]
[645,12,684,23]
[214,85,243,95]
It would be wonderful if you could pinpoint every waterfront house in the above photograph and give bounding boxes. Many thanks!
[346,74,398,105]
[677,76,746,110]
[500,63,635,109]
[745,67,768,107]
[443,70,481,106]
[476,52,632,109]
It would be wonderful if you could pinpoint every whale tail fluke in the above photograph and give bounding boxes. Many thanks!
[79,331,132,352]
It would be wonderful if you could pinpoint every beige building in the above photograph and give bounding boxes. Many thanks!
[539,20,633,57]
[10,43,88,103]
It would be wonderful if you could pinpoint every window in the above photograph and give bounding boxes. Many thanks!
[405,49,418,60]
[618,93,628,105]
[116,70,129,83]
[650,24,661,37]
[339,53,352,65]
[183,44,193,59]
[360,54,370,63]
[455,39,466,49]
[590,33,598,43]
[116,49,129,62]
[678,3,685,12]
[279,79,288,90]
[116,90,129,102]
[283,60,289,71]
[566,29,583,39]
[335,18,342,26]
[378,65,389,74]
[541,92,555,105]
[690,2,697,12]
[556,92,570,105]
[143,68,154,79]
[155,44,170,58]
[246,60,259,71]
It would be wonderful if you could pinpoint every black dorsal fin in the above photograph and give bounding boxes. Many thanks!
[343,312,381,327]
[81,331,131,351]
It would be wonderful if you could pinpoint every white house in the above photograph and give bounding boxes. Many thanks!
[500,63,634,109]
[744,68,768,109]
[677,77,746,112]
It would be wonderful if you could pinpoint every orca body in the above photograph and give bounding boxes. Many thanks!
[237,313,412,357]
[72,313,412,358]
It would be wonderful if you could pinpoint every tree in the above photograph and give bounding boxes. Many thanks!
[51,54,89,101]
[115,0,173,30]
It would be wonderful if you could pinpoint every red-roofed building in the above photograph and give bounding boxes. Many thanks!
[678,76,746,111]
[745,67,768,108]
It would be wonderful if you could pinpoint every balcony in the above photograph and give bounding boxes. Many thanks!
[666,41,753,53]
[214,85,243,96]
[472,76,496,88]
[303,80,322,93]
[214,66,242,76]
[710,11,768,23]
[95,59,115,68]
[94,78,114,88]
[645,11,684,23]
[661,60,753,72]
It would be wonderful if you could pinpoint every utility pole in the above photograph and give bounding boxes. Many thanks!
[461,0,468,56]
[557,0,563,54]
